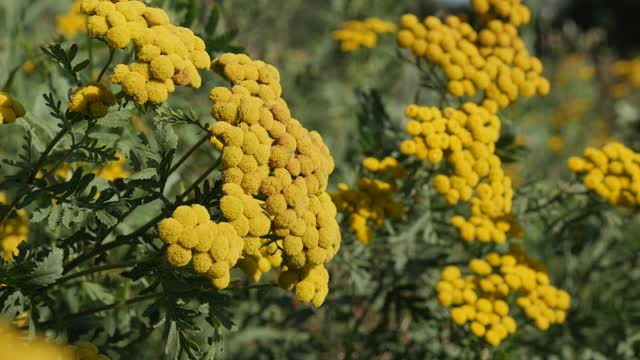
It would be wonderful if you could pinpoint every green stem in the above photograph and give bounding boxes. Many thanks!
[54,260,140,286]
[97,48,115,82]
[0,126,71,225]
[177,153,222,201]
[63,154,222,273]
[39,292,162,328]
[169,134,211,174]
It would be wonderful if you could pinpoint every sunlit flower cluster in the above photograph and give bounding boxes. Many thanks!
[437,247,570,346]
[56,0,87,38]
[0,92,26,124]
[331,157,406,243]
[333,18,397,52]
[158,204,243,289]
[568,141,640,207]
[68,82,117,118]
[208,53,340,306]
[401,103,513,243]
[0,193,28,262]
[396,11,549,110]
[472,0,531,27]
[80,0,210,104]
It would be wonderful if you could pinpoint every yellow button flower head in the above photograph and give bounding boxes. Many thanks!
[68,82,117,118]
[81,0,210,104]
[402,103,513,243]
[568,141,640,207]
[331,157,406,244]
[0,92,26,124]
[94,152,130,181]
[436,248,569,346]
[208,53,341,306]
[0,322,77,359]
[333,18,397,52]
[0,193,29,262]
[158,204,243,289]
[56,0,88,38]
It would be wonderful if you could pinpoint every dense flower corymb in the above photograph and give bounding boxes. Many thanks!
[81,0,211,104]
[158,204,243,289]
[333,18,397,52]
[568,141,640,207]
[208,53,341,306]
[396,9,548,110]
[401,103,513,243]
[331,157,406,243]
[437,246,570,346]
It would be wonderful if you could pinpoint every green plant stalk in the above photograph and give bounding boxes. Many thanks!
[63,154,223,273]
[97,47,116,82]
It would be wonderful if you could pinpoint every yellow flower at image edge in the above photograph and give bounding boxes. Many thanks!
[0,193,29,262]
[0,92,26,124]
[69,82,117,118]
[0,322,110,359]
[567,141,640,207]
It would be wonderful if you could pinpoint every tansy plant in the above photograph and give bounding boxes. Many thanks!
[0,0,338,359]
[2,0,640,359]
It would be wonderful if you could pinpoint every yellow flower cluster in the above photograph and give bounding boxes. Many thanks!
[400,103,513,243]
[437,249,569,346]
[567,141,640,207]
[472,0,531,27]
[396,12,549,109]
[94,152,129,181]
[68,82,117,118]
[80,0,210,104]
[56,0,87,38]
[333,18,397,52]
[331,157,406,244]
[208,53,341,306]
[0,92,26,124]
[158,204,243,289]
[0,193,29,262]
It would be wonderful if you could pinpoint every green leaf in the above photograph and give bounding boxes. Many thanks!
[166,321,179,355]
[47,205,61,230]
[124,168,157,183]
[96,210,118,227]
[205,6,220,34]
[28,248,63,287]
[82,282,115,304]
[154,121,178,152]
[30,207,51,223]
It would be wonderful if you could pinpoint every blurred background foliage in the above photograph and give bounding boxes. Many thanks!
[1,0,639,359]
